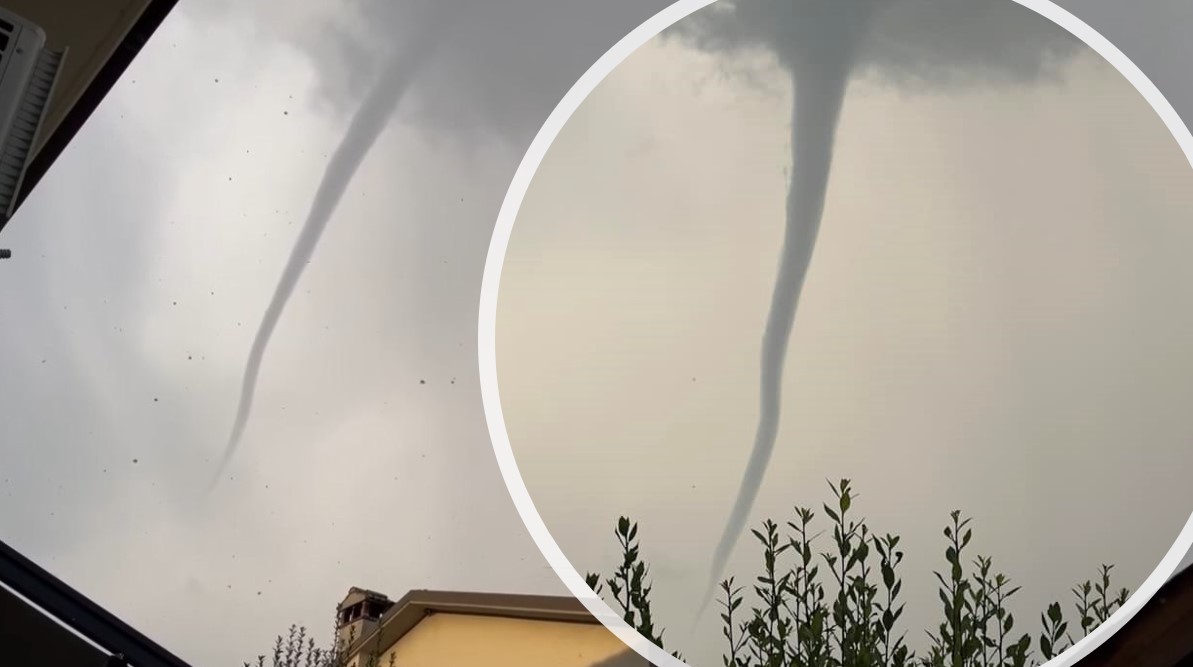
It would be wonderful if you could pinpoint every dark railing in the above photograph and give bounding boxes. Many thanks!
[0,536,194,667]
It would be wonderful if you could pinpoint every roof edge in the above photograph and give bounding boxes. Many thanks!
[1081,563,1193,666]
[1,0,179,234]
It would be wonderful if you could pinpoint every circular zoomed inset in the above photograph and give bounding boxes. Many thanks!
[479,2,1193,667]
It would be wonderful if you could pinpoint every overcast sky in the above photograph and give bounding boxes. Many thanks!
[498,2,1193,666]
[0,2,1191,667]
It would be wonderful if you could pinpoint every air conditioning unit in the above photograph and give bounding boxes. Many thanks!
[0,6,65,228]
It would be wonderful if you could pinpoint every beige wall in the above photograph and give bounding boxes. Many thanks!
[358,614,647,667]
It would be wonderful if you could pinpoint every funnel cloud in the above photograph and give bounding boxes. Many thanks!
[664,0,1087,619]
[693,0,882,620]
[208,9,451,492]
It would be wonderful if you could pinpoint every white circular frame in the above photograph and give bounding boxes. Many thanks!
[477,2,1193,666]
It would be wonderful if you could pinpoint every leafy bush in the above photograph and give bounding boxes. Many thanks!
[585,480,1130,667]
[241,621,393,667]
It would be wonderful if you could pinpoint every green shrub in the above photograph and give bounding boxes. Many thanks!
[585,480,1130,667]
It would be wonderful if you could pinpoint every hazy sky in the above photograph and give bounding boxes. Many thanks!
[0,2,1191,667]
[0,1,667,664]
[498,3,1193,666]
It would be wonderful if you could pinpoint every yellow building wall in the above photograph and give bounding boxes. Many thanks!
[364,613,648,667]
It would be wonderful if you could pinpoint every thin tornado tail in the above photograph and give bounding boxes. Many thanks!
[697,53,856,621]
[206,286,290,494]
[204,17,448,495]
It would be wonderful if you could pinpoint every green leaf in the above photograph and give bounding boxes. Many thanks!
[824,505,841,523]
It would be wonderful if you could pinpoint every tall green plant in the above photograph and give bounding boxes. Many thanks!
[585,516,685,665]
[586,480,1131,667]
[242,610,394,667]
[242,624,336,667]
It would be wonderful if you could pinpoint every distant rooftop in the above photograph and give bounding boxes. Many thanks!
[339,586,390,606]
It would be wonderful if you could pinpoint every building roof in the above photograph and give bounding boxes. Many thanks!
[346,589,601,658]
[0,0,178,235]
[0,582,109,667]
[339,586,391,609]
[1080,563,1193,667]
[0,535,191,667]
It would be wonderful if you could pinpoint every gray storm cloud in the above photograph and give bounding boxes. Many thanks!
[200,0,662,492]
[208,5,452,491]
[188,0,682,539]
[284,0,1086,615]
[197,0,1090,622]
[663,0,1085,619]
[254,0,671,148]
[669,0,1082,90]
